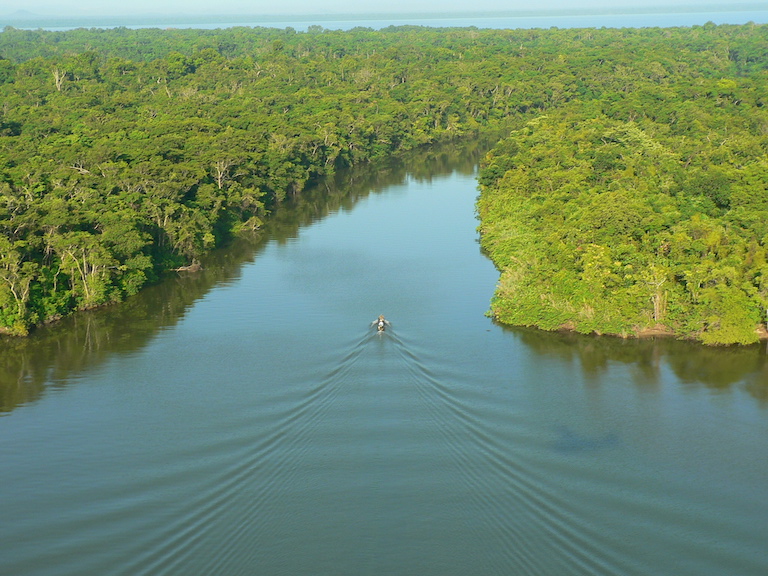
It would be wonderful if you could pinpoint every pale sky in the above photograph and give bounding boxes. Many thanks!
[1,0,732,17]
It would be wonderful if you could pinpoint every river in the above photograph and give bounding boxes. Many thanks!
[1,145,767,575]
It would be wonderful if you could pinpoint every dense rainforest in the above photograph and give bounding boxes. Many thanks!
[476,25,768,345]
[0,23,767,343]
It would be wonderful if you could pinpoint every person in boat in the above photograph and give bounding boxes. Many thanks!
[372,315,391,332]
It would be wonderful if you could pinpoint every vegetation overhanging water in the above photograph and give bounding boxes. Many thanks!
[1,23,768,344]
[1,139,766,576]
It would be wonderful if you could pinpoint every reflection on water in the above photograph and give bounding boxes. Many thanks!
[1,136,767,413]
[1,137,767,576]
[0,238,266,413]
[0,140,491,414]
[551,425,620,453]
[509,326,768,405]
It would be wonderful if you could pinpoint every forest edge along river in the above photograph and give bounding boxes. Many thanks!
[2,24,768,344]
[1,141,767,576]
[2,140,767,413]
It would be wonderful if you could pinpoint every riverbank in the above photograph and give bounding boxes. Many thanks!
[2,23,528,336]
[0,132,497,339]
[540,321,768,343]
[3,137,767,576]
[478,108,768,346]
[3,23,768,341]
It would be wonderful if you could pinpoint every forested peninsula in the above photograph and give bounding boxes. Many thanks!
[1,24,767,344]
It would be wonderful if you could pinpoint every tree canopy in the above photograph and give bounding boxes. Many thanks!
[1,23,767,343]
[477,24,768,344]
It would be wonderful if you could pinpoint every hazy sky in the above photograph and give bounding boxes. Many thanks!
[4,0,730,17]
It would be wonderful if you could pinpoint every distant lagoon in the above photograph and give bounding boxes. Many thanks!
[3,8,768,32]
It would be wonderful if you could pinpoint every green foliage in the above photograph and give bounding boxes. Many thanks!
[478,105,768,345]
[2,22,768,343]
[0,24,519,333]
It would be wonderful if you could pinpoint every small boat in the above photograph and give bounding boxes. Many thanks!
[373,315,391,332]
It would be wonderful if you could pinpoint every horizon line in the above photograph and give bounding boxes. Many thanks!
[3,3,767,22]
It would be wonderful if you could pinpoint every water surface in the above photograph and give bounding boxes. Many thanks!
[5,9,768,31]
[1,146,767,576]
